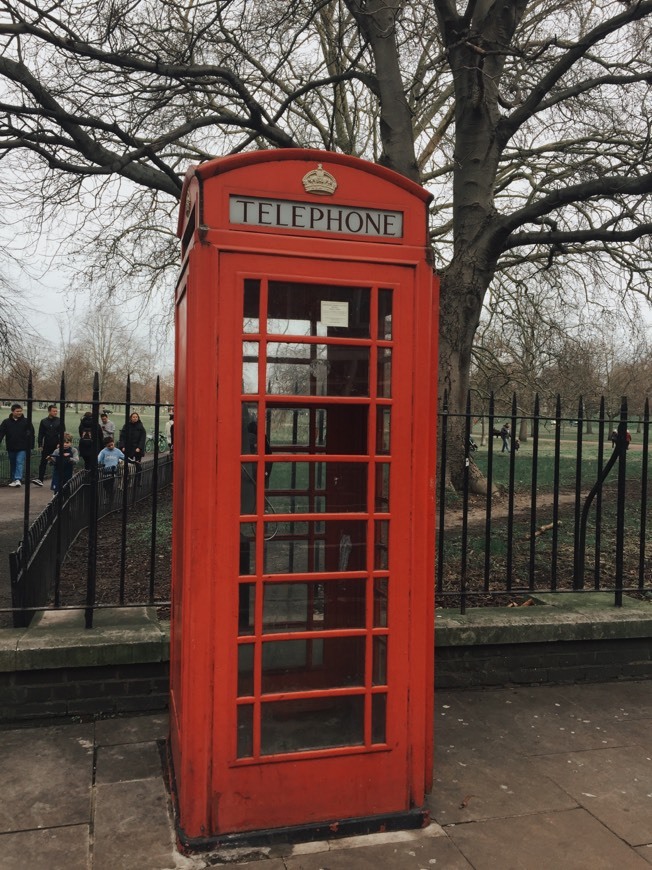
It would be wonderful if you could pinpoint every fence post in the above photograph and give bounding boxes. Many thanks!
[119,374,132,604]
[53,372,67,608]
[149,377,161,602]
[84,373,101,629]
[483,391,495,592]
[573,396,585,589]
[436,390,448,600]
[639,398,650,591]
[614,397,628,607]
[23,371,34,551]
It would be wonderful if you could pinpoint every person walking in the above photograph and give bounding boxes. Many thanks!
[97,436,125,496]
[165,412,174,451]
[500,422,511,452]
[32,404,61,486]
[48,433,79,495]
[78,412,103,471]
[119,412,147,469]
[100,411,116,442]
[0,404,35,486]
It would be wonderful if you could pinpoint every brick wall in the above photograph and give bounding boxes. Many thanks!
[0,662,169,722]
[436,637,652,689]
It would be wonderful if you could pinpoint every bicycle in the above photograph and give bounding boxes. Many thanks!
[145,432,169,453]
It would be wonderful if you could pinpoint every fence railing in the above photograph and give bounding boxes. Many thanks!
[9,456,173,628]
[3,378,651,621]
[1,372,173,628]
[438,392,651,611]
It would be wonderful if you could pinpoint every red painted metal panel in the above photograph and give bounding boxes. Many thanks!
[172,149,438,841]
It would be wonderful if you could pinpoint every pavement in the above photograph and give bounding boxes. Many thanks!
[0,680,650,869]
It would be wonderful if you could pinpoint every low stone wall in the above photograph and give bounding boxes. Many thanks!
[435,593,652,688]
[0,595,650,723]
[0,607,169,723]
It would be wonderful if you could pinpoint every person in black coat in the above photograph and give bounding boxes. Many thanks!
[0,404,35,485]
[119,412,147,467]
[78,412,103,471]
[33,405,61,486]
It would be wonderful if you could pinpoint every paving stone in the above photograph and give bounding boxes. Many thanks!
[532,746,652,846]
[446,807,651,870]
[437,685,622,755]
[95,740,164,784]
[0,824,89,870]
[429,749,578,825]
[93,777,177,870]
[635,844,652,864]
[283,834,472,869]
[95,712,169,746]
[569,680,652,720]
[0,724,93,832]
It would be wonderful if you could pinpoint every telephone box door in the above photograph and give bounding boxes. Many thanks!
[209,252,429,832]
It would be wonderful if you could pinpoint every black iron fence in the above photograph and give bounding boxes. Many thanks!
[3,379,651,622]
[1,373,173,628]
[439,392,651,611]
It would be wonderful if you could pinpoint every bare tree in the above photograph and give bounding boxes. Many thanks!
[1,0,651,484]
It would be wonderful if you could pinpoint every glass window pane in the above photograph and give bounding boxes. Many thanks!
[264,519,367,574]
[238,643,254,696]
[268,282,370,338]
[238,583,255,636]
[261,636,365,693]
[372,694,387,744]
[378,290,392,340]
[376,407,391,454]
[375,520,389,570]
[375,463,390,512]
[267,343,369,397]
[267,405,368,454]
[373,636,388,686]
[237,704,254,758]
[263,579,366,633]
[261,696,364,755]
[377,348,392,398]
[374,578,388,628]
[243,342,259,393]
[266,462,367,513]
[243,279,260,334]
[239,526,256,575]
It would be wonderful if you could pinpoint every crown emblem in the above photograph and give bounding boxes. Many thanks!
[302,163,337,196]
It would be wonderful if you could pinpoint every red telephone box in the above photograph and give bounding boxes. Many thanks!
[171,149,438,847]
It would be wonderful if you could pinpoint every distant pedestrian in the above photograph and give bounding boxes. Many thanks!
[33,404,61,486]
[165,412,174,451]
[98,436,125,495]
[0,404,35,487]
[119,412,147,469]
[78,412,103,471]
[500,423,511,452]
[48,433,79,494]
[100,411,116,442]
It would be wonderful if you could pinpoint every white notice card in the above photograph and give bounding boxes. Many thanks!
[321,301,349,327]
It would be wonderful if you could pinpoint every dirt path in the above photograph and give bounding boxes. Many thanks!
[440,489,584,531]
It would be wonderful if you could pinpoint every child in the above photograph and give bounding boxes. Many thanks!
[48,433,79,495]
[97,436,126,495]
